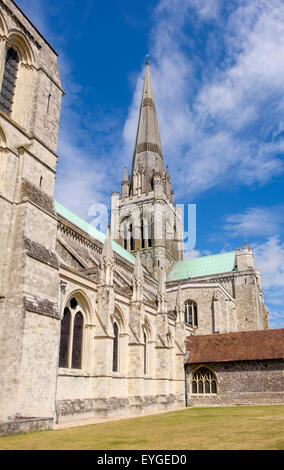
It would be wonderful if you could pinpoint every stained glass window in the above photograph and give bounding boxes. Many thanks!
[143,331,147,374]
[113,322,119,372]
[0,48,19,115]
[71,312,83,369]
[59,308,71,368]
[59,300,84,370]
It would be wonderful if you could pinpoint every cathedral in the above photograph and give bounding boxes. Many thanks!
[0,0,283,436]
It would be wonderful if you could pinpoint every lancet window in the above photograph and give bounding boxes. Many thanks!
[184,300,198,327]
[0,48,19,115]
[59,297,84,369]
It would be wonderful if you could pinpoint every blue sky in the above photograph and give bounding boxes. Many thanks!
[16,0,284,329]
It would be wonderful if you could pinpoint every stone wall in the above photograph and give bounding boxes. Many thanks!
[186,360,284,407]
[0,417,53,437]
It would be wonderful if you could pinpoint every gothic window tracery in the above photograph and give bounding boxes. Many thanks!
[191,367,217,394]
[0,47,19,115]
[59,298,84,369]
[184,300,198,327]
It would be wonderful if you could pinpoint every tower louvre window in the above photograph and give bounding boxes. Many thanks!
[0,48,19,115]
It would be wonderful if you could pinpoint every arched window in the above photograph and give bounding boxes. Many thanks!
[191,367,217,394]
[0,47,19,115]
[71,312,83,369]
[184,300,198,327]
[143,331,147,374]
[123,224,127,250]
[130,223,134,251]
[141,218,145,249]
[148,217,152,248]
[59,308,71,368]
[59,297,84,370]
[113,321,119,372]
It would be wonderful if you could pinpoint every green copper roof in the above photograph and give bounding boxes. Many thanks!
[54,200,137,266]
[167,251,237,282]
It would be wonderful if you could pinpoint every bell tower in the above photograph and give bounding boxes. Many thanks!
[111,61,184,278]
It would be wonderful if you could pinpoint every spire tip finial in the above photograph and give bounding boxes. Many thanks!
[145,54,150,65]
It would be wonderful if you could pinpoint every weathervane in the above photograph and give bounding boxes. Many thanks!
[145,54,150,65]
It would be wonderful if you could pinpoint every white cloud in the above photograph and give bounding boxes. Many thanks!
[253,236,284,328]
[224,206,284,238]
[123,0,284,201]
[184,249,201,260]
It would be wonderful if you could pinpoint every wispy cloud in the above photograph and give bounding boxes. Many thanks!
[224,205,284,238]
[253,236,284,328]
[221,204,284,327]
[123,0,284,201]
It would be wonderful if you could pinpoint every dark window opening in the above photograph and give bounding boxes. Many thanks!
[141,219,145,249]
[143,331,147,374]
[70,297,78,309]
[130,224,134,251]
[71,312,83,369]
[184,300,198,327]
[124,225,127,250]
[59,308,71,368]
[113,322,119,372]
[0,48,19,115]
[148,219,152,248]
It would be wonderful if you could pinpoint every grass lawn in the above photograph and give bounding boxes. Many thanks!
[0,404,283,450]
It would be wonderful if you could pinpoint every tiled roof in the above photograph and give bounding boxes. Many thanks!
[55,200,137,267]
[186,329,284,364]
[167,251,236,282]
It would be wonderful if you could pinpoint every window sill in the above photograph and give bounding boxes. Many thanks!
[190,393,217,396]
[58,368,89,377]
[112,371,124,378]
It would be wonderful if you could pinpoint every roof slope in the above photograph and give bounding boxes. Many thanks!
[167,251,236,281]
[55,200,137,266]
[186,329,284,364]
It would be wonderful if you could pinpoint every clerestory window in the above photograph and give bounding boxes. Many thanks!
[184,300,198,327]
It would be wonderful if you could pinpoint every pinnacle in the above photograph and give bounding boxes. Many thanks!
[134,250,144,280]
[102,227,113,260]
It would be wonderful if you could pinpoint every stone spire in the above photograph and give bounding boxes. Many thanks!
[130,61,165,195]
[134,250,144,280]
[102,227,113,260]
[121,166,130,199]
